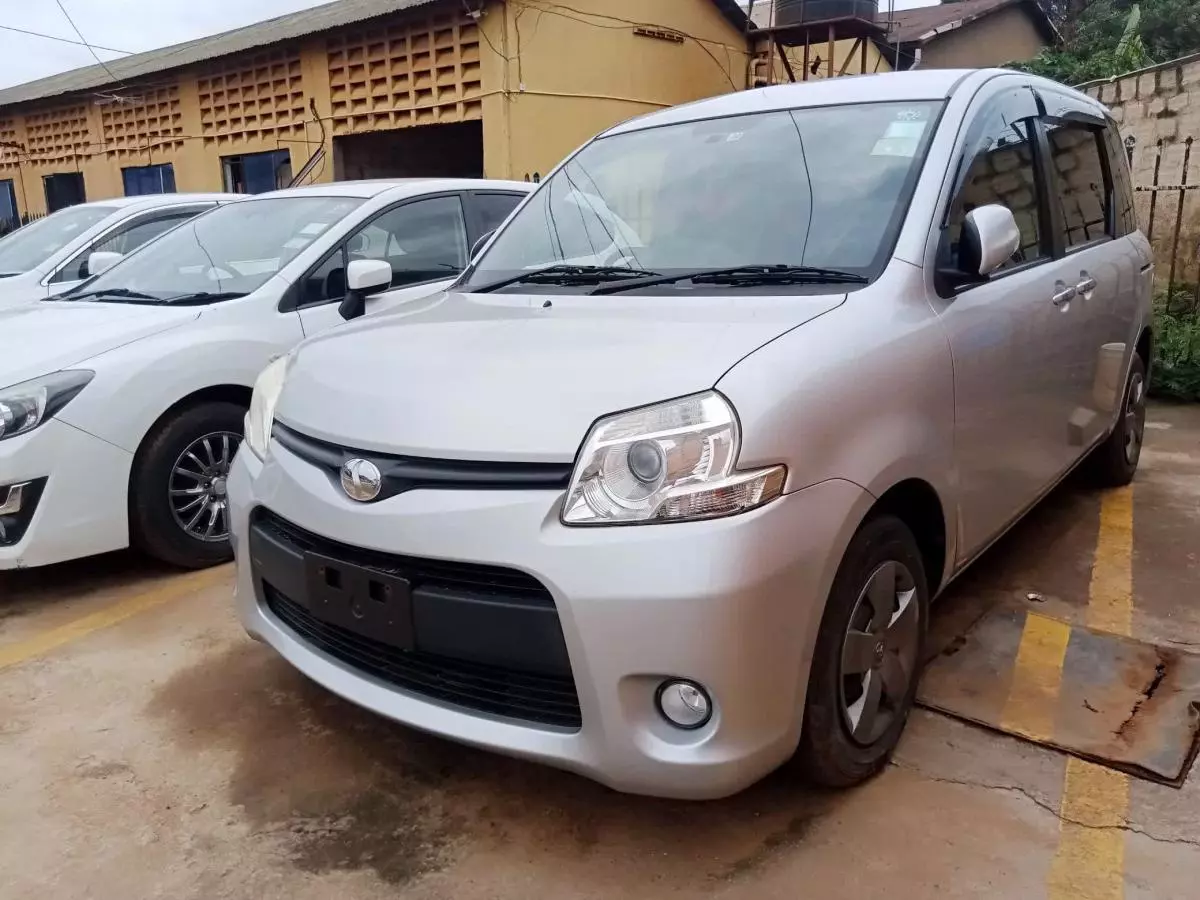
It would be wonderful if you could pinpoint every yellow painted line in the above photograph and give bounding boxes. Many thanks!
[1000,611,1071,742]
[1047,485,1136,900]
[1087,486,1135,636]
[0,567,226,672]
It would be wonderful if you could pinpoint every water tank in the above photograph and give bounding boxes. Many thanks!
[774,0,878,24]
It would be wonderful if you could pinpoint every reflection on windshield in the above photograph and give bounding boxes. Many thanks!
[465,100,943,292]
[0,206,117,274]
[75,196,365,303]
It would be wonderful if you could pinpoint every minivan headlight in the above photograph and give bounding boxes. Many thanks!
[245,356,289,459]
[562,392,786,525]
[0,370,94,442]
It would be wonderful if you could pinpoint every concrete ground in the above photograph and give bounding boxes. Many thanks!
[1,403,1198,900]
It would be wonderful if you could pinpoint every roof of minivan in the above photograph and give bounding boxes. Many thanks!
[250,178,532,200]
[604,70,995,137]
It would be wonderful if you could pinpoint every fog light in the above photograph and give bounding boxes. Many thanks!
[656,679,712,730]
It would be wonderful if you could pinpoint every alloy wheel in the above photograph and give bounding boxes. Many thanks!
[1124,371,1147,467]
[169,431,241,542]
[838,560,921,746]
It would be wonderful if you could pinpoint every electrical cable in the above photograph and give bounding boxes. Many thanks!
[0,23,130,55]
[53,0,123,85]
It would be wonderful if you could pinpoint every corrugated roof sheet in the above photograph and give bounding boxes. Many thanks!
[883,0,1056,45]
[0,0,436,107]
[0,0,752,109]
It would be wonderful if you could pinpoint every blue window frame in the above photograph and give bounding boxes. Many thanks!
[123,164,177,196]
[0,179,18,231]
[221,150,292,194]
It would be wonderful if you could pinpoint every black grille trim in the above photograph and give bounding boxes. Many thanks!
[273,421,572,504]
[266,587,583,730]
[253,509,555,606]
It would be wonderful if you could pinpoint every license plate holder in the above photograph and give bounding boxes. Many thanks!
[302,551,415,649]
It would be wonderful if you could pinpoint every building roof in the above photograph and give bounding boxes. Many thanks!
[883,0,1058,46]
[0,0,751,109]
[0,0,435,107]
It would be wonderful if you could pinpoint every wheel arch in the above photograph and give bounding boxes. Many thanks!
[864,478,950,597]
[1136,326,1153,378]
[129,384,253,473]
[127,383,253,524]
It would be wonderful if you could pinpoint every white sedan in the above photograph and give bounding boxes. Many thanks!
[0,194,240,308]
[0,178,531,569]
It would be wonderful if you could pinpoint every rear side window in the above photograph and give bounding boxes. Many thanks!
[1046,123,1112,249]
[943,89,1045,275]
[474,192,524,235]
[1102,122,1138,236]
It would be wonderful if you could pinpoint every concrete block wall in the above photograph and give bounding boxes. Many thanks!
[1084,54,1200,287]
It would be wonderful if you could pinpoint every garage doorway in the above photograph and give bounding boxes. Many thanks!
[333,121,483,181]
[44,172,86,212]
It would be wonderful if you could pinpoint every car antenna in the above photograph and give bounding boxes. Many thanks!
[542,299,553,308]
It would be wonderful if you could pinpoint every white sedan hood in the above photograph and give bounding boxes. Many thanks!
[0,301,198,388]
[276,289,845,462]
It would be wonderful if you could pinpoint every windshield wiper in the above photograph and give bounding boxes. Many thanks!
[591,265,869,295]
[161,291,249,306]
[61,287,164,302]
[470,264,661,293]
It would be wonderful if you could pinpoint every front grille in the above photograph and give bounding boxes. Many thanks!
[273,422,573,504]
[266,587,583,730]
[255,508,554,606]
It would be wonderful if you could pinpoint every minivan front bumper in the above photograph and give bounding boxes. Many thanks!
[229,439,869,799]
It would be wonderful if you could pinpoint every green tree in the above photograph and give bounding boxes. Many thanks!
[1015,0,1200,84]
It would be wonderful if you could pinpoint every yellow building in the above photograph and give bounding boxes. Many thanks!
[0,0,771,221]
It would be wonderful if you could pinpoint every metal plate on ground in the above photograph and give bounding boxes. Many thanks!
[917,604,1200,787]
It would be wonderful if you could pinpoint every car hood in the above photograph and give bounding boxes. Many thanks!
[0,301,199,388]
[0,273,44,309]
[277,289,845,461]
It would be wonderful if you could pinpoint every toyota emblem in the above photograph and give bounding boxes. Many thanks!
[340,458,382,502]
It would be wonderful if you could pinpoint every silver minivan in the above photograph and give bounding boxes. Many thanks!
[228,70,1153,799]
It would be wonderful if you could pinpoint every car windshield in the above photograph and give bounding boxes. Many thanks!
[0,205,117,275]
[463,100,943,293]
[73,196,365,303]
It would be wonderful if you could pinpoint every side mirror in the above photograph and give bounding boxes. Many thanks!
[961,205,1021,277]
[339,258,393,321]
[471,230,495,260]
[87,251,123,277]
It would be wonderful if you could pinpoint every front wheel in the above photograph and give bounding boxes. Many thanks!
[129,401,245,569]
[797,515,929,788]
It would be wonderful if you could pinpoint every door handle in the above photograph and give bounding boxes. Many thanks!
[1077,273,1097,294]
[1051,283,1077,307]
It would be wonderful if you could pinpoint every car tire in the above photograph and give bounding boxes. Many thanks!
[129,401,245,569]
[1083,353,1147,488]
[797,514,929,788]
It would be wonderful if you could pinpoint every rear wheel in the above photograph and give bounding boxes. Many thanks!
[797,515,929,788]
[129,401,245,569]
[1084,353,1147,488]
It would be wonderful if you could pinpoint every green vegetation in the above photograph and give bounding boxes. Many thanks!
[1152,289,1200,401]
[1014,0,1200,85]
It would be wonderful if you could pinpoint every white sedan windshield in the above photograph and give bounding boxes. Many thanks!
[76,196,364,303]
[0,206,116,275]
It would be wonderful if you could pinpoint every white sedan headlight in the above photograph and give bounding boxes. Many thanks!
[0,370,94,442]
[244,356,290,459]
[562,392,786,525]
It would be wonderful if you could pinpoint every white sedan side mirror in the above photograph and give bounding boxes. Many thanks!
[87,251,124,277]
[346,258,392,294]
[340,259,394,321]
